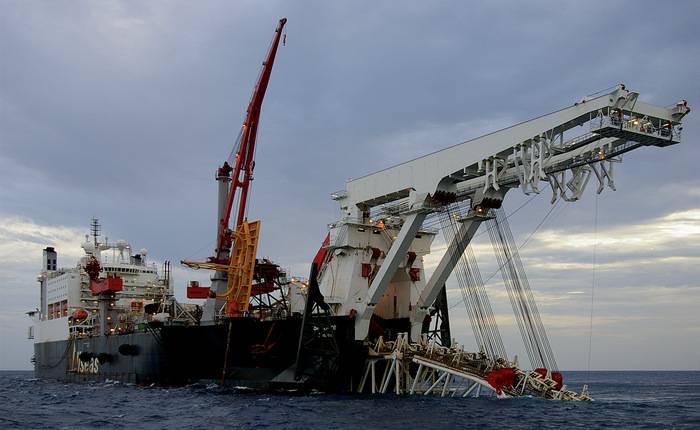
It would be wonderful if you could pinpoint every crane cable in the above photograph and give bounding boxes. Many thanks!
[482,200,562,287]
[447,199,563,314]
[227,128,244,166]
[438,202,506,360]
[421,189,539,234]
[587,193,599,378]
[488,207,559,371]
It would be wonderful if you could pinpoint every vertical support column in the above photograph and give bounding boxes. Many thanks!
[410,215,484,340]
[202,168,232,324]
[354,210,428,340]
[420,286,452,347]
[410,363,424,394]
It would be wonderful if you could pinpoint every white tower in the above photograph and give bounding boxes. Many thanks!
[42,247,57,272]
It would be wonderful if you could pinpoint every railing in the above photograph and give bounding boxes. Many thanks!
[591,114,682,142]
[330,189,347,200]
[557,132,601,151]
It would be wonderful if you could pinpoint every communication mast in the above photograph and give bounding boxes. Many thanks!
[90,218,101,246]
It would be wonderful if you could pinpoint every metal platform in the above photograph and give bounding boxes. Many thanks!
[590,114,682,147]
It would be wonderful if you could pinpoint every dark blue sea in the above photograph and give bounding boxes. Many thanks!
[0,371,698,429]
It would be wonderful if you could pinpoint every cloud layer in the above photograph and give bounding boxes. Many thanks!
[1,1,698,370]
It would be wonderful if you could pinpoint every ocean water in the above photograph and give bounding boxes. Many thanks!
[0,371,698,429]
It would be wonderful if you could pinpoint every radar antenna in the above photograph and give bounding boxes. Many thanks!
[90,218,101,246]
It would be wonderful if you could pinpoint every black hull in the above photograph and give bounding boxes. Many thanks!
[33,315,370,391]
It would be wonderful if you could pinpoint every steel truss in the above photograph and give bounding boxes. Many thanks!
[420,285,452,347]
[357,333,591,401]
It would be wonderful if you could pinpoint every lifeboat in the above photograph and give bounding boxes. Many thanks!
[71,308,88,320]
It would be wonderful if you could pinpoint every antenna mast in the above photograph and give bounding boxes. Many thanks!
[90,218,101,246]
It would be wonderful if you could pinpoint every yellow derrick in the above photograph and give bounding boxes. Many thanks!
[181,220,261,317]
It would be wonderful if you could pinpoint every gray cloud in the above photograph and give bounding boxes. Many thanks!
[1,0,699,370]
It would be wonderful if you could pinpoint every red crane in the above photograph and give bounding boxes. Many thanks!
[216,18,287,258]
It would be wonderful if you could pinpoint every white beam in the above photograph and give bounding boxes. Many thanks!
[355,210,427,340]
[343,88,633,208]
[410,363,423,394]
[339,87,687,210]
[410,215,484,340]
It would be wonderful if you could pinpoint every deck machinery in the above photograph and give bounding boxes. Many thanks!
[180,20,691,398]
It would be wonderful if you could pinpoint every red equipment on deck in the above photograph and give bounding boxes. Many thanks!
[486,368,516,395]
[71,308,88,320]
[534,367,564,390]
[89,276,123,295]
[85,255,123,295]
[312,233,331,269]
[186,281,211,299]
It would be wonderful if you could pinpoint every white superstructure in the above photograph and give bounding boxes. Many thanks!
[29,220,173,343]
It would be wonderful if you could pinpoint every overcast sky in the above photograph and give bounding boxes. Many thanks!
[1,1,698,371]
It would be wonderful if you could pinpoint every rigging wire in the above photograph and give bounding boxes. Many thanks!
[474,200,562,292]
[244,128,261,223]
[379,184,543,233]
[420,191,539,240]
[587,193,599,379]
[438,203,506,359]
[472,192,540,239]
[227,127,244,165]
[488,207,558,370]
[446,198,565,315]
[182,239,217,263]
[179,126,243,259]
[585,84,620,98]
[439,208,485,354]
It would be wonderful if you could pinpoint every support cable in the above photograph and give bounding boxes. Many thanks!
[487,220,538,367]
[488,208,558,370]
[438,203,506,360]
[447,199,563,317]
[499,208,558,370]
[587,194,599,378]
[439,209,486,354]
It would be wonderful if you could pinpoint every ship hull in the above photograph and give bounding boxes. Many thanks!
[34,331,165,384]
[33,315,372,390]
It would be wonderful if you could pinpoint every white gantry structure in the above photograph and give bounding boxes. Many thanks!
[316,85,690,342]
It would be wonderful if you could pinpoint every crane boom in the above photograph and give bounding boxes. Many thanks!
[182,18,286,321]
[335,87,689,213]
[217,17,287,256]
